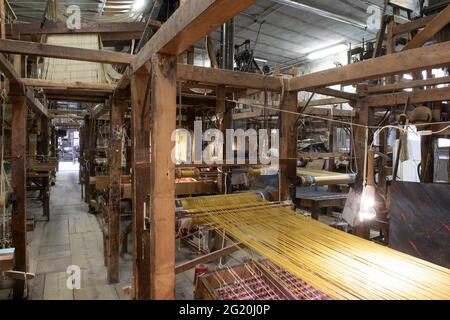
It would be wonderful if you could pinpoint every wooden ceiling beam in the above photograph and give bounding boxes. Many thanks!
[368,76,450,94]
[392,14,436,35]
[289,41,450,91]
[46,95,107,103]
[363,87,450,107]
[23,78,116,91]
[43,88,111,97]
[402,5,450,51]
[313,87,357,101]
[6,21,159,38]
[177,64,282,92]
[0,39,134,65]
[298,97,350,108]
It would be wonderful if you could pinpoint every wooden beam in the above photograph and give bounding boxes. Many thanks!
[298,97,349,108]
[10,94,27,299]
[46,95,107,103]
[4,0,15,22]
[279,86,298,201]
[132,0,255,73]
[402,5,450,51]
[314,87,357,101]
[6,21,160,38]
[44,88,111,98]
[368,76,450,94]
[107,98,126,284]
[177,64,282,92]
[363,86,450,107]
[130,67,151,300]
[49,109,87,116]
[289,41,450,91]
[25,88,48,117]
[87,117,97,211]
[0,52,22,85]
[0,54,48,117]
[38,115,50,219]
[175,242,242,274]
[0,0,5,40]
[392,14,436,35]
[23,79,116,91]
[0,39,134,65]
[149,53,177,300]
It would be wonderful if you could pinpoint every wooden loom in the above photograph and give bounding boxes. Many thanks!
[180,193,450,300]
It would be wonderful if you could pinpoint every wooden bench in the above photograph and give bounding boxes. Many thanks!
[295,190,348,220]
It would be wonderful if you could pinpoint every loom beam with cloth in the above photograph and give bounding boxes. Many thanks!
[248,167,355,187]
[296,168,356,187]
[177,193,450,300]
[175,168,219,197]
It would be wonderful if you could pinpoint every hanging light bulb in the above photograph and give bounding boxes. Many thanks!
[359,149,377,221]
[132,0,146,12]
[359,184,376,221]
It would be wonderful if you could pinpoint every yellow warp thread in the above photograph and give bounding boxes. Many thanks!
[181,194,450,300]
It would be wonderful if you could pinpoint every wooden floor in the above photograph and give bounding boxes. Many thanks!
[26,166,132,300]
[0,162,239,300]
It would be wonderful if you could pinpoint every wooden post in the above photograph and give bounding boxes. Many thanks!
[41,116,50,220]
[50,125,57,177]
[279,87,298,201]
[386,20,396,84]
[82,117,90,203]
[0,0,5,40]
[448,141,450,183]
[216,85,226,194]
[378,127,388,197]
[130,66,151,300]
[10,94,27,299]
[88,117,96,210]
[150,53,176,300]
[421,134,434,182]
[79,122,85,190]
[107,98,126,284]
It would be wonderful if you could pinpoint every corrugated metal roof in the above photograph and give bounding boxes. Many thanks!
[8,0,386,66]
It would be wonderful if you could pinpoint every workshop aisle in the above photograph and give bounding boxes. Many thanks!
[27,167,129,300]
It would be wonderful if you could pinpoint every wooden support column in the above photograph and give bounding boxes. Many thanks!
[50,125,58,175]
[0,0,5,40]
[448,142,450,183]
[279,88,298,201]
[107,98,127,284]
[421,134,434,182]
[216,85,226,194]
[88,117,96,211]
[82,116,91,203]
[40,116,50,220]
[10,94,27,299]
[79,122,85,190]
[130,67,151,300]
[150,53,176,300]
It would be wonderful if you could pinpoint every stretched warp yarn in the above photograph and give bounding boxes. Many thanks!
[181,194,450,300]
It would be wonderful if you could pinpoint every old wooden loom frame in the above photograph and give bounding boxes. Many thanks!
[179,193,450,300]
[0,0,449,299]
